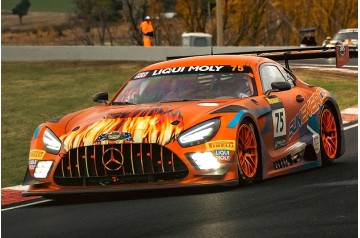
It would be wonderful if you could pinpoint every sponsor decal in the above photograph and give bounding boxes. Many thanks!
[152,67,186,76]
[133,65,254,79]
[134,71,149,79]
[289,89,326,139]
[271,108,286,149]
[95,132,133,142]
[214,150,231,161]
[29,160,37,165]
[274,137,286,149]
[338,45,346,56]
[307,125,321,154]
[152,66,224,76]
[205,140,236,151]
[265,97,281,104]
[266,96,286,149]
[29,149,46,160]
[29,160,37,171]
[313,134,320,154]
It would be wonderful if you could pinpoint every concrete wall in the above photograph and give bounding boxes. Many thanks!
[1,46,296,61]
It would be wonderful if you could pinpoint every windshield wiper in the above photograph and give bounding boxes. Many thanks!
[160,99,199,103]
[112,101,136,105]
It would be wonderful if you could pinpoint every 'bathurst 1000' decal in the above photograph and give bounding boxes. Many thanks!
[289,89,326,139]
[265,96,286,149]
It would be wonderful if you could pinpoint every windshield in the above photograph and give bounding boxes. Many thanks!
[333,32,358,41]
[113,65,255,105]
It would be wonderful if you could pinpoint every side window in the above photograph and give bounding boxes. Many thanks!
[279,67,295,86]
[260,65,286,92]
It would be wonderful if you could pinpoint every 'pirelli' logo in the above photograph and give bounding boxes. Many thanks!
[205,140,235,151]
[29,149,46,160]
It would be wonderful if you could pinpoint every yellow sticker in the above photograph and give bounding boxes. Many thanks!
[205,140,236,151]
[29,149,46,160]
[265,97,281,104]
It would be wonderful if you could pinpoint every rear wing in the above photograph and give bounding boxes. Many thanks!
[167,46,358,70]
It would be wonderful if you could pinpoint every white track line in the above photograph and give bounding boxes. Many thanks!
[344,123,358,131]
[2,200,51,212]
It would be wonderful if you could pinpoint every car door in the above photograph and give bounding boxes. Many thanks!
[259,64,308,149]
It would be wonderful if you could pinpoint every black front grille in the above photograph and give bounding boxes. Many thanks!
[54,144,189,186]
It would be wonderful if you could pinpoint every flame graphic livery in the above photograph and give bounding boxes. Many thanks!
[60,107,184,152]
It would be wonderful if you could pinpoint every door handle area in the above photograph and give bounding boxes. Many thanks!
[296,95,305,103]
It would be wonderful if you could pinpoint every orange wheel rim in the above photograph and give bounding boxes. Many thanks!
[237,124,258,178]
[321,109,338,159]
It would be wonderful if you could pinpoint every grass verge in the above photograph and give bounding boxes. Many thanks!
[1,61,357,187]
[292,68,358,110]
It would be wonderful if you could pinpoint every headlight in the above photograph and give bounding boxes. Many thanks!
[190,152,220,170]
[43,128,61,154]
[178,119,220,147]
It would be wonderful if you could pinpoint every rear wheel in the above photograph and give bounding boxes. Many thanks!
[237,119,260,185]
[320,105,339,166]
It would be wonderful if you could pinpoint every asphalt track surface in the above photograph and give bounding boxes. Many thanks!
[1,123,357,238]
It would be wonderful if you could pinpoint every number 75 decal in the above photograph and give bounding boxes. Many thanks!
[272,108,286,146]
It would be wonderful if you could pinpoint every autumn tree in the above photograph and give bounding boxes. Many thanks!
[122,0,182,46]
[147,0,183,46]
[214,0,358,46]
[267,0,358,45]
[175,0,209,32]
[69,0,357,46]
[220,0,270,46]
[122,0,148,46]
[71,0,123,45]
[93,0,123,45]
[306,0,358,39]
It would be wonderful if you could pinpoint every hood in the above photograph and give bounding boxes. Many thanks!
[59,100,236,151]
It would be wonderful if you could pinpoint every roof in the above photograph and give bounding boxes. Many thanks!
[299,28,316,33]
[140,55,268,71]
[181,32,212,38]
[337,28,358,33]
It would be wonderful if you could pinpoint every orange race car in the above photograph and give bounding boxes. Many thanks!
[23,46,356,198]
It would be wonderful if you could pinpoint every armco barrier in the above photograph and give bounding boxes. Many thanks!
[1,46,297,62]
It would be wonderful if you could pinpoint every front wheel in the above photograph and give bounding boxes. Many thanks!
[320,105,339,166]
[236,119,260,185]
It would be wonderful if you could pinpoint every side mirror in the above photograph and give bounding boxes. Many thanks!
[93,92,108,104]
[271,81,291,91]
[265,81,291,96]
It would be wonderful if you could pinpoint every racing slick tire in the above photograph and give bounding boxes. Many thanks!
[236,119,261,185]
[320,104,340,167]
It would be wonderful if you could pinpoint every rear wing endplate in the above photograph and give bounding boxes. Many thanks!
[248,45,356,69]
